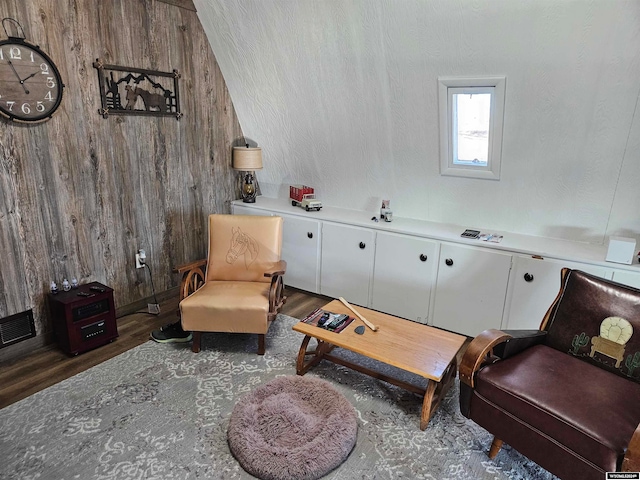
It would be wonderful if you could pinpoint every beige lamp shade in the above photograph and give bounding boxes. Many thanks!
[233,146,263,171]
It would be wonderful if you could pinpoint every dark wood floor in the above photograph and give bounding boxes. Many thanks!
[0,287,330,410]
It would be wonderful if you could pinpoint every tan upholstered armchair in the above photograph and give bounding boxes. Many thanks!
[175,214,287,354]
[459,269,640,480]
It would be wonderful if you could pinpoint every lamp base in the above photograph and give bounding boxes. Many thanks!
[240,171,257,203]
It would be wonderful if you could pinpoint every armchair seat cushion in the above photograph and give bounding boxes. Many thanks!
[475,344,640,472]
[180,281,270,334]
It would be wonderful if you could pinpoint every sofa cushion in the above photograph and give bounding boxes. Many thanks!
[544,269,640,384]
[476,344,640,471]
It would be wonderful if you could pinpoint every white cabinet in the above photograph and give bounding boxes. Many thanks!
[281,215,321,293]
[504,256,610,330]
[432,243,512,337]
[371,232,438,324]
[320,223,375,307]
[231,199,640,338]
[611,270,640,289]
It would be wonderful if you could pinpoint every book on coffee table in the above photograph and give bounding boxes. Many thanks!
[301,308,354,333]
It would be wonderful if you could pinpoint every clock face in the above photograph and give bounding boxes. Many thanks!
[0,38,64,123]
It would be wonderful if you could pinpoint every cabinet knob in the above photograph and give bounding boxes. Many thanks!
[307,232,313,239]
[359,242,366,249]
[445,258,454,267]
[419,254,428,262]
[524,273,534,282]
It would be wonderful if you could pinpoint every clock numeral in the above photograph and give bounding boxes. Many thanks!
[21,103,31,115]
[0,48,3,60]
[40,63,50,75]
[36,101,45,112]
[9,47,21,60]
[6,101,15,112]
[30,51,35,62]
[44,91,54,102]
[46,77,56,89]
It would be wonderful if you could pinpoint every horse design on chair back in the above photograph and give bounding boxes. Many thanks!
[226,227,259,268]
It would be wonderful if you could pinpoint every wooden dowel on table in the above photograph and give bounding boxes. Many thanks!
[338,297,379,332]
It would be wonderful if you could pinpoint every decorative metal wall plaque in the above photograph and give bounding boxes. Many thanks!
[93,59,182,119]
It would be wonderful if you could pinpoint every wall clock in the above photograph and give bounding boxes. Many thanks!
[0,19,64,123]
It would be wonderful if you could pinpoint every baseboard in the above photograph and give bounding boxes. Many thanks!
[0,287,180,365]
[115,286,179,318]
[0,332,54,365]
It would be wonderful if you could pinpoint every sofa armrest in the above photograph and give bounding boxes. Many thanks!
[174,259,207,301]
[492,330,547,360]
[623,422,640,472]
[263,260,287,278]
[459,329,512,388]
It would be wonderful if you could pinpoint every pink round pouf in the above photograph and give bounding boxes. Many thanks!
[227,375,357,480]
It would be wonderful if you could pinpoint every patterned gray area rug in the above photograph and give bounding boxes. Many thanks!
[0,315,557,480]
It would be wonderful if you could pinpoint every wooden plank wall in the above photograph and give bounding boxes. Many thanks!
[0,0,243,358]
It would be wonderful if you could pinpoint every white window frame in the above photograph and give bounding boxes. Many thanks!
[438,76,506,180]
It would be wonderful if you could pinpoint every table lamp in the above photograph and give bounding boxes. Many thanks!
[232,145,263,203]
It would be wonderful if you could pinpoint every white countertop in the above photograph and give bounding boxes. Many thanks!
[234,197,640,272]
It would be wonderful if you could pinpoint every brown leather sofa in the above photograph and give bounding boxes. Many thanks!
[460,268,640,480]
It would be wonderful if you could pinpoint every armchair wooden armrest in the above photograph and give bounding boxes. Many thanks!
[623,422,640,472]
[459,329,549,388]
[174,259,207,301]
[263,260,287,278]
[175,258,207,275]
[265,260,287,320]
[492,329,547,360]
[459,329,512,388]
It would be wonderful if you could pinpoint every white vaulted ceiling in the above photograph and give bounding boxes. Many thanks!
[194,0,640,243]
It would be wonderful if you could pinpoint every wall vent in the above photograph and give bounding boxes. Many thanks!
[0,310,36,348]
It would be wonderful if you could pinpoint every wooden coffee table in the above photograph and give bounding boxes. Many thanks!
[293,300,467,430]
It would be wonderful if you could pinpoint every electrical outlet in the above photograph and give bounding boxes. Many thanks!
[135,249,146,269]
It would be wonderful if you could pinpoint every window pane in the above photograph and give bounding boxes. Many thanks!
[453,92,491,166]
[438,76,505,180]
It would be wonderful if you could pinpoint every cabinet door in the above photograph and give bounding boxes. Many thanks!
[320,223,375,307]
[371,232,438,324]
[281,215,321,293]
[504,256,609,330]
[611,270,640,289]
[432,243,512,337]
